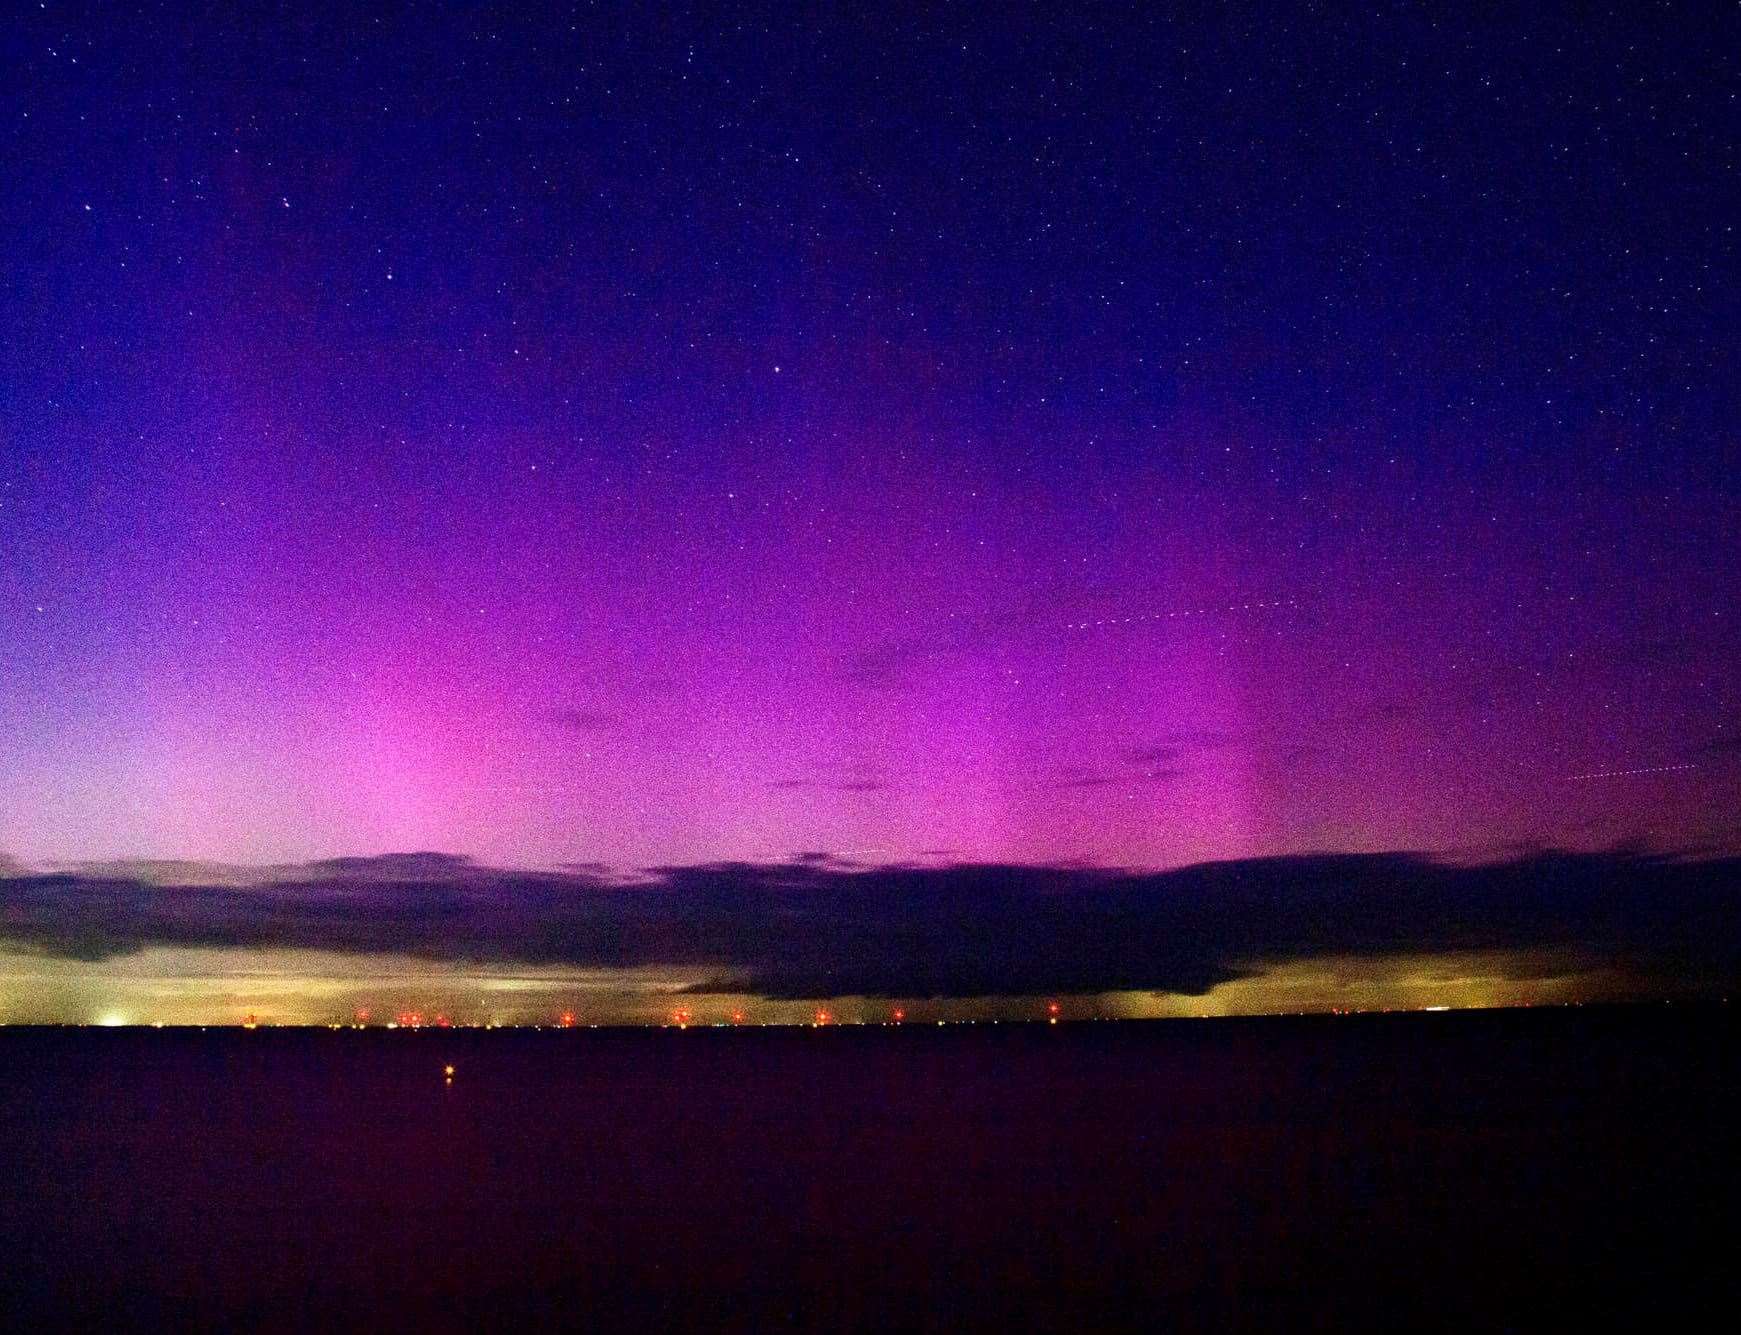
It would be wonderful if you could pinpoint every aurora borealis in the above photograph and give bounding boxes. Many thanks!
[2,2,1736,1023]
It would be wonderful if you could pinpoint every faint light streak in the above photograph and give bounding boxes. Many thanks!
[1565,763,1698,780]
[1064,598,1296,631]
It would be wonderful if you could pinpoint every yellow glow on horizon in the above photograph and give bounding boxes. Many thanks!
[0,943,1652,1027]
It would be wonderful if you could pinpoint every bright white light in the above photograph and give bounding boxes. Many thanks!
[96,1012,130,1027]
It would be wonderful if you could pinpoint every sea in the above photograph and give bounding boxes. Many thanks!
[0,1007,1733,1332]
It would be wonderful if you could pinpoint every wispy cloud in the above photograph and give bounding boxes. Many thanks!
[1054,768,1182,791]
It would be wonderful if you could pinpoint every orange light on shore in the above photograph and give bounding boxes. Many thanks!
[730,1010,746,1024]
[892,1009,905,1023]
[443,1064,455,1077]
[559,1011,576,1028]
[813,1009,833,1027]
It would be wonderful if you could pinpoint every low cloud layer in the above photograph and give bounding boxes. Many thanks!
[1,850,1736,999]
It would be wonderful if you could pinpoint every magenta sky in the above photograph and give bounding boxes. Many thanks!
[4,442,1735,872]
[3,3,1736,879]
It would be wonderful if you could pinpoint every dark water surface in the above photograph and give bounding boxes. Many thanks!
[1,1009,1733,1332]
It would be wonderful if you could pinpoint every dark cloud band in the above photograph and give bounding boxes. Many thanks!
[2,851,1735,999]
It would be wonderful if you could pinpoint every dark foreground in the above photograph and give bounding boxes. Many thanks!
[0,1008,1733,1333]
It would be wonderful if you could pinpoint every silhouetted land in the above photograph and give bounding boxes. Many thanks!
[1,1007,1733,1332]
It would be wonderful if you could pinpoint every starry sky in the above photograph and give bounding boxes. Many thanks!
[1,3,1736,1021]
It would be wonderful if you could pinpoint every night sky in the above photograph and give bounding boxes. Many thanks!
[2,2,1736,1022]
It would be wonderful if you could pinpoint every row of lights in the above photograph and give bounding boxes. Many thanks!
[236,1001,1070,1028]
[96,1001,1567,1028]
